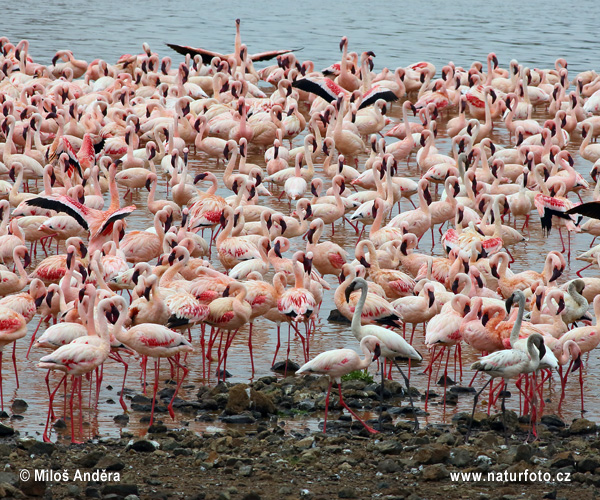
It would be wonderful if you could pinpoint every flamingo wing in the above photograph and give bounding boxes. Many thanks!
[165,43,224,63]
[566,201,600,220]
[292,77,343,103]
[359,87,399,109]
[25,196,90,232]
[250,48,302,62]
[96,205,137,236]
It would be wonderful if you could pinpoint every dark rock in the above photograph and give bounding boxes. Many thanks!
[376,441,403,455]
[422,464,450,481]
[95,456,125,471]
[297,400,316,412]
[0,472,18,485]
[11,399,28,413]
[29,441,56,456]
[270,360,300,373]
[328,308,350,323]
[130,440,157,452]
[543,491,557,499]
[570,418,597,435]
[148,423,168,434]
[577,456,600,473]
[241,494,261,500]
[541,415,566,428]
[215,369,232,379]
[442,392,458,405]
[226,385,249,414]
[102,484,139,496]
[85,486,101,498]
[378,458,400,473]
[20,476,46,497]
[220,413,256,424]
[76,450,104,467]
[131,394,152,404]
[0,411,8,418]
[238,465,252,476]
[250,389,276,415]
[437,375,455,386]
[113,414,130,425]
[413,444,450,465]
[198,399,220,411]
[53,418,67,429]
[131,403,166,413]
[514,444,532,463]
[448,448,473,467]
[449,386,476,394]
[0,423,14,437]
[338,486,357,498]
[550,451,575,469]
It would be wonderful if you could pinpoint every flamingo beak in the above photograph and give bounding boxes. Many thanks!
[223,286,230,298]
[451,279,459,294]
[359,256,371,268]
[372,343,381,362]
[143,286,151,301]
[427,289,435,308]
[557,298,566,315]
[274,240,282,258]
[132,269,140,285]
[168,251,176,265]
[46,290,55,307]
[491,264,500,280]
[35,294,45,308]
[572,355,582,372]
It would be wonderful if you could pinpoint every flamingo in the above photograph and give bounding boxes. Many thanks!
[296,335,382,434]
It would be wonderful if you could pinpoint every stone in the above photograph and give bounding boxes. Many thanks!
[239,465,253,477]
[241,494,261,500]
[295,436,315,450]
[226,385,250,414]
[113,414,129,425]
[422,464,450,481]
[76,449,104,467]
[570,418,597,435]
[271,360,300,373]
[577,456,600,473]
[20,475,46,497]
[338,486,357,498]
[541,415,566,428]
[28,442,56,456]
[95,456,125,471]
[448,448,473,467]
[130,440,157,452]
[250,389,276,415]
[413,444,450,465]
[550,451,575,469]
[102,484,139,496]
[514,444,532,463]
[0,423,15,437]
[378,458,400,473]
[11,399,27,413]
[220,413,256,424]
[376,441,403,455]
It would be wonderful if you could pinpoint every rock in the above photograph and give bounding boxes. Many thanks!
[437,375,455,386]
[218,491,231,500]
[20,476,46,497]
[296,436,315,450]
[215,369,232,379]
[449,386,476,394]
[28,441,56,456]
[102,484,139,496]
[95,455,125,471]
[376,441,403,455]
[241,494,261,500]
[570,418,597,435]
[514,444,532,463]
[225,385,250,414]
[338,486,357,498]
[239,465,253,477]
[378,459,399,473]
[422,464,450,481]
[53,418,67,429]
[11,399,27,413]
[297,400,316,412]
[0,423,14,437]
[413,444,450,465]
[76,449,104,467]
[328,308,350,323]
[577,456,600,473]
[220,413,256,424]
[130,440,157,452]
[85,486,101,498]
[0,472,18,486]
[448,448,473,467]
[550,451,575,469]
[250,389,276,415]
[541,415,566,428]
[114,414,129,425]
[271,360,300,373]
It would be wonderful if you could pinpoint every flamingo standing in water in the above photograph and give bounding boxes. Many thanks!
[296,335,382,434]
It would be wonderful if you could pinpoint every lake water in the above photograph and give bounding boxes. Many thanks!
[2,0,600,441]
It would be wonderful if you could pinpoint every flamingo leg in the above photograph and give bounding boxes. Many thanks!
[149,358,159,428]
[394,360,419,431]
[465,377,493,443]
[337,384,378,434]
[323,381,332,433]
[167,355,188,420]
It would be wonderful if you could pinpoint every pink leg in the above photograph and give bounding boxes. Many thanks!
[149,358,159,427]
[337,385,378,434]
[323,381,332,433]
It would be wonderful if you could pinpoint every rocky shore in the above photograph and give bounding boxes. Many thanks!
[1,374,600,499]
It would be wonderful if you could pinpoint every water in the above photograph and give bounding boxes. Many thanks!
[2,1,600,441]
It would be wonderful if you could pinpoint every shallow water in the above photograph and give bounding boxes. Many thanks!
[2,2,600,441]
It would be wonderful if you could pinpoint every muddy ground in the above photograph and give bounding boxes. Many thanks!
[1,374,600,500]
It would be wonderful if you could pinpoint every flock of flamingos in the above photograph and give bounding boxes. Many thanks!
[2,20,600,443]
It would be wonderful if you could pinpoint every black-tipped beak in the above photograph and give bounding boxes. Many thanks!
[168,251,176,265]
[572,354,582,372]
[359,256,371,268]
[66,252,73,269]
[23,251,31,268]
[491,264,500,280]
[131,269,140,285]
[143,286,151,301]
[557,298,566,315]
[427,289,435,308]
[373,343,381,362]
[274,240,282,258]
[223,285,230,297]
[35,294,45,308]
[46,290,55,307]
[451,279,459,294]
[344,281,357,302]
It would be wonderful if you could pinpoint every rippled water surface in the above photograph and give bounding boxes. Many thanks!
[2,1,600,441]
